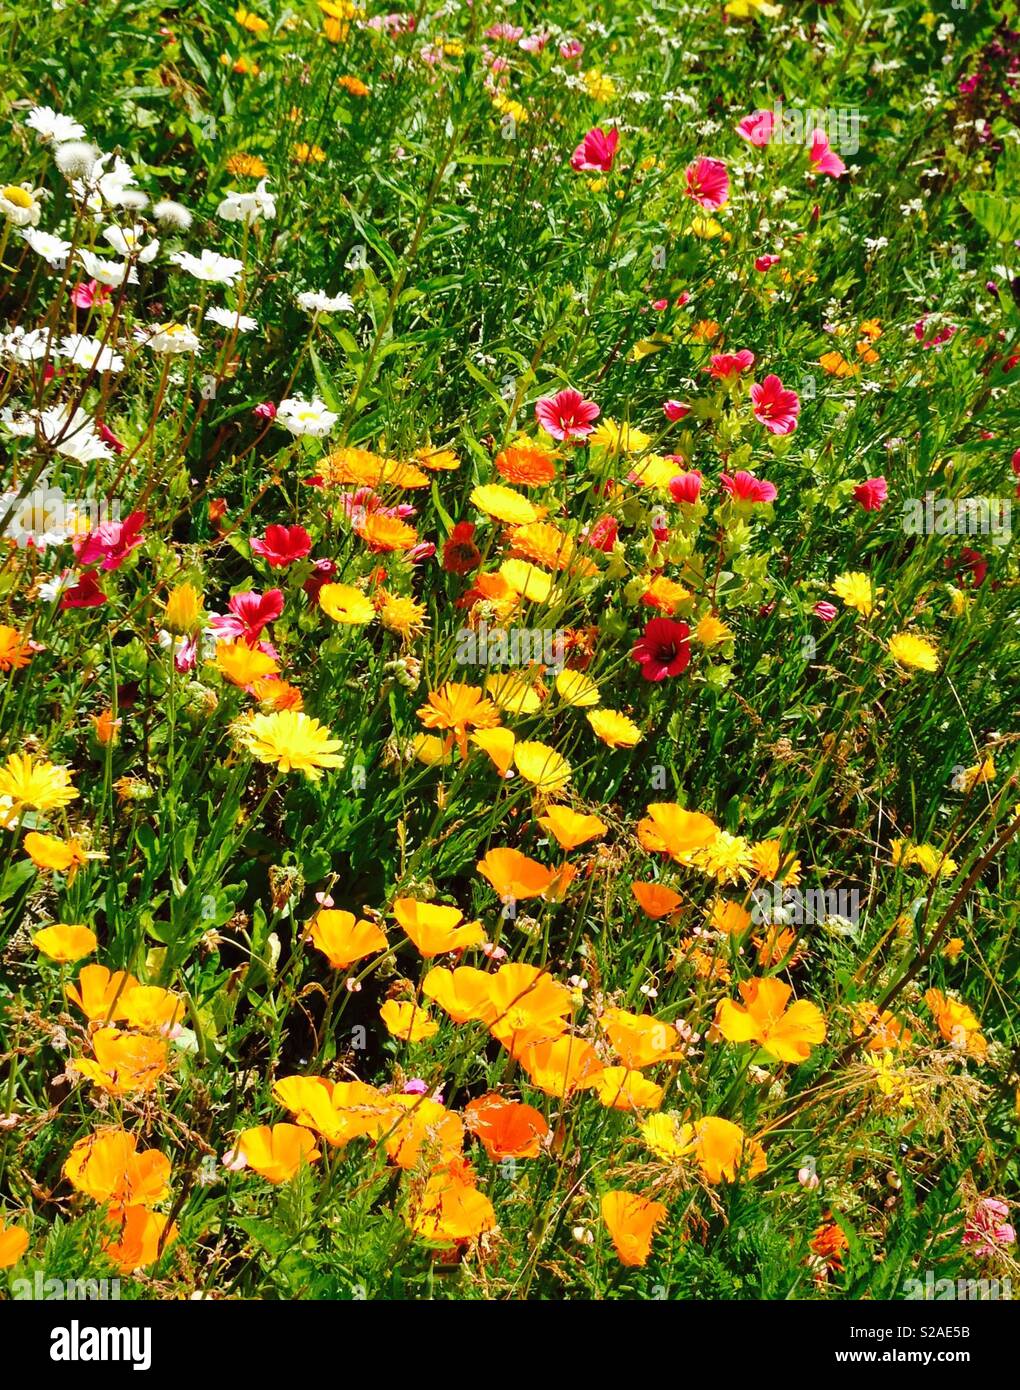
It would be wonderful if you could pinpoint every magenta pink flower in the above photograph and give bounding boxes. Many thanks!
[253,401,277,420]
[559,39,583,61]
[97,421,126,455]
[669,471,703,504]
[684,156,729,209]
[808,130,847,178]
[631,617,691,681]
[571,126,619,173]
[72,511,146,572]
[721,470,778,504]
[709,350,755,381]
[251,524,313,568]
[485,23,524,41]
[70,279,111,310]
[964,1198,1016,1257]
[754,254,780,272]
[813,601,838,622]
[60,571,106,609]
[1011,448,1020,476]
[585,516,618,552]
[852,477,888,512]
[736,110,775,147]
[663,399,690,421]
[750,374,800,435]
[211,589,284,644]
[535,387,600,440]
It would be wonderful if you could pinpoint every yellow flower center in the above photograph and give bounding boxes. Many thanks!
[3,186,33,209]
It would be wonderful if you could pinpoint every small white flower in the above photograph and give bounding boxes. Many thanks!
[206,305,257,333]
[1,404,114,463]
[295,289,354,314]
[2,327,54,363]
[152,199,193,230]
[275,395,338,438]
[24,106,86,143]
[38,570,76,602]
[18,228,71,268]
[0,182,44,227]
[103,223,159,262]
[75,248,138,287]
[139,322,201,354]
[60,333,125,373]
[217,178,276,225]
[172,248,244,285]
[72,152,139,209]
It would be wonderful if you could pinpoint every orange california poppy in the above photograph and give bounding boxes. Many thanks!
[392,898,486,957]
[476,847,556,901]
[714,977,826,1063]
[600,1007,687,1068]
[486,962,573,1053]
[235,1123,321,1182]
[515,1034,605,1097]
[464,1093,549,1160]
[308,908,388,970]
[422,965,497,1024]
[63,1129,171,1213]
[600,1190,668,1266]
[631,881,683,919]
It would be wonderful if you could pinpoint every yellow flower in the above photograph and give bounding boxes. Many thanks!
[888,632,939,672]
[587,708,642,748]
[707,897,752,935]
[513,741,571,794]
[213,641,279,686]
[0,752,78,813]
[600,1190,667,1267]
[499,558,554,603]
[485,673,543,716]
[234,7,270,35]
[832,571,879,617]
[319,582,375,624]
[696,830,755,885]
[955,756,995,794]
[23,830,92,881]
[236,1124,320,1182]
[164,583,204,634]
[293,142,327,165]
[225,152,269,177]
[589,418,650,455]
[33,924,97,963]
[868,1054,915,1108]
[580,1066,664,1112]
[555,669,600,707]
[583,69,616,102]
[469,726,516,776]
[714,978,826,1063]
[470,483,539,526]
[379,999,439,1043]
[695,614,733,648]
[393,897,485,957]
[236,709,345,778]
[537,805,607,851]
[891,838,957,879]
[378,592,427,640]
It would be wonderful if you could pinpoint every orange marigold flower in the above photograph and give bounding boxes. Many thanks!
[0,625,33,671]
[494,443,557,486]
[417,681,500,757]
[355,513,418,552]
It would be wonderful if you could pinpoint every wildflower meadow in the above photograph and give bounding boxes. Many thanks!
[0,0,1018,1327]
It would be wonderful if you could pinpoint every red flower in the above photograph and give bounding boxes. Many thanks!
[852,477,887,512]
[211,589,284,643]
[586,516,618,552]
[631,617,691,682]
[302,558,337,601]
[251,524,313,568]
[72,511,146,572]
[750,375,800,435]
[570,127,619,173]
[721,470,778,504]
[684,156,729,209]
[662,399,690,421]
[709,350,755,381]
[669,471,703,504]
[442,521,481,575]
[754,254,780,272]
[60,571,106,609]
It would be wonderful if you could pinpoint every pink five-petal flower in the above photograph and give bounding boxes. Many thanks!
[631,617,691,682]
[709,350,756,380]
[808,130,847,178]
[72,511,146,572]
[736,110,775,147]
[852,477,888,512]
[662,399,690,421]
[211,589,285,644]
[534,387,600,440]
[684,156,729,209]
[669,471,703,504]
[721,470,779,504]
[750,374,800,435]
[570,126,619,173]
[250,524,313,568]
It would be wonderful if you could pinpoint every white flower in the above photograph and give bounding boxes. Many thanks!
[206,305,257,332]
[0,486,78,549]
[54,141,100,179]
[0,183,44,227]
[71,153,138,209]
[139,322,201,354]
[25,106,86,143]
[39,570,77,602]
[1,404,114,463]
[103,224,159,262]
[171,248,244,286]
[18,228,72,268]
[295,290,354,314]
[275,396,338,438]
[2,327,54,363]
[217,178,276,225]
[60,333,125,373]
[152,199,193,230]
[75,248,138,287]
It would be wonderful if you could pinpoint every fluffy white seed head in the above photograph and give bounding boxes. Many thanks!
[152,199,193,230]
[54,141,99,178]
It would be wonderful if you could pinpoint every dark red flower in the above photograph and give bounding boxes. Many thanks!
[60,571,106,609]
[251,524,313,568]
[442,521,481,575]
[631,617,691,681]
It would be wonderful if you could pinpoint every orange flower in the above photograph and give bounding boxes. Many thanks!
[273,1076,394,1148]
[643,1114,767,1182]
[631,880,683,918]
[72,1028,169,1095]
[0,625,33,671]
[810,1219,849,1270]
[516,1034,604,1096]
[23,830,90,880]
[600,1007,687,1068]
[417,682,500,757]
[103,1206,176,1273]
[487,962,573,1053]
[714,978,826,1062]
[581,1066,664,1112]
[476,847,556,900]
[355,513,418,552]
[91,708,121,745]
[33,923,97,963]
[65,964,136,1023]
[0,1217,29,1268]
[601,1190,668,1266]
[494,442,557,486]
[464,1093,549,1160]
[63,1129,171,1213]
[511,522,590,574]
[470,726,516,775]
[235,1123,321,1182]
[308,908,387,970]
[213,641,279,687]
[408,1157,497,1244]
[392,898,486,957]
[537,805,607,851]
[637,802,719,860]
[924,988,987,1059]
[422,965,497,1023]
[383,1094,464,1169]
[380,998,439,1042]
[117,984,185,1035]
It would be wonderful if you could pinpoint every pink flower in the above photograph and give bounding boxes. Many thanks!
[675,291,691,307]
[651,298,669,311]
[535,387,600,440]
[519,31,550,53]
[571,126,619,173]
[852,477,888,512]
[250,524,313,568]
[585,516,618,552]
[1011,448,1020,476]
[663,400,690,421]
[684,156,729,209]
[631,617,691,682]
[97,421,126,455]
[302,557,337,601]
[211,589,284,644]
[964,1198,1016,1257]
[736,110,775,147]
[750,374,800,435]
[813,601,838,621]
[754,254,780,272]
[721,470,778,504]
[485,22,523,42]
[709,350,755,380]
[174,636,199,673]
[559,39,584,61]
[72,511,146,572]
[253,401,277,420]
[70,279,111,310]
[808,130,847,178]
[669,471,703,504]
